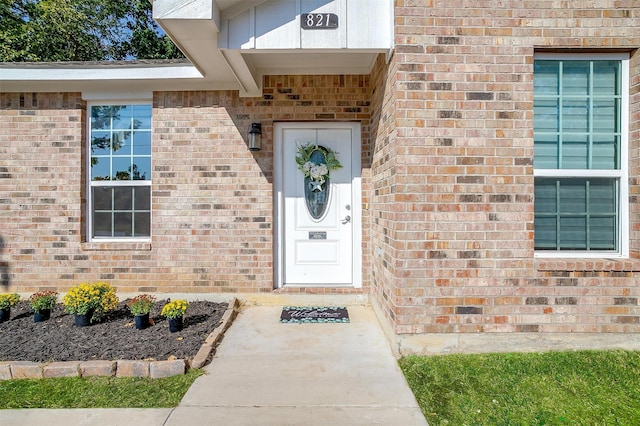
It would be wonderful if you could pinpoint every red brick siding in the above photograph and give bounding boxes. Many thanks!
[0,76,372,294]
[1,1,639,336]
[0,93,85,292]
[369,53,403,330]
[381,1,640,333]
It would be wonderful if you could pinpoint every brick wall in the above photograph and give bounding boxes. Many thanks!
[0,93,85,292]
[369,53,403,330]
[1,1,639,337]
[376,0,640,334]
[0,76,372,294]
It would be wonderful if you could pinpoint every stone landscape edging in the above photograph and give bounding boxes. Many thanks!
[0,298,240,381]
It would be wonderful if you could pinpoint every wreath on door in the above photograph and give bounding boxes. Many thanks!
[295,143,342,220]
[295,143,342,191]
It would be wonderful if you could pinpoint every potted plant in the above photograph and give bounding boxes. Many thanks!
[127,294,156,330]
[0,293,20,323]
[28,290,58,322]
[62,282,119,326]
[161,299,189,332]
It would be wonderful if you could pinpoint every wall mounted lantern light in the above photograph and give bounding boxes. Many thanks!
[248,123,262,151]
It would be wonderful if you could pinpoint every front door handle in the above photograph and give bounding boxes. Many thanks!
[341,215,351,224]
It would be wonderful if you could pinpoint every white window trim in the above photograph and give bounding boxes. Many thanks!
[533,52,629,259]
[86,100,153,242]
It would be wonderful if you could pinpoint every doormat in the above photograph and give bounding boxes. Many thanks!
[280,306,350,323]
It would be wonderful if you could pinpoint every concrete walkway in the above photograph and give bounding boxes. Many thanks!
[2,305,427,425]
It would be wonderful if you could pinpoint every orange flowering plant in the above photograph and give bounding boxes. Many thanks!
[28,290,58,313]
[127,294,156,316]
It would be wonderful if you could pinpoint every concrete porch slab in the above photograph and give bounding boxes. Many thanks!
[175,305,427,425]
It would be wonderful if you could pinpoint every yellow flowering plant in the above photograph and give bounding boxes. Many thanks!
[0,293,20,310]
[161,300,189,319]
[62,282,119,322]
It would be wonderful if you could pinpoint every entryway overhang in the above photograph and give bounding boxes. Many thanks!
[0,0,392,95]
[155,0,393,96]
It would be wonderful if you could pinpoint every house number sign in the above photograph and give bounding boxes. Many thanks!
[301,13,338,29]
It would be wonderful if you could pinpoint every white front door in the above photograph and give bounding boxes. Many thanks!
[274,122,361,288]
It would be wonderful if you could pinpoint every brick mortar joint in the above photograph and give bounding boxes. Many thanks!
[0,298,240,380]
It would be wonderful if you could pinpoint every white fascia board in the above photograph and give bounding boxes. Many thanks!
[219,50,261,97]
[0,64,203,81]
[153,0,220,32]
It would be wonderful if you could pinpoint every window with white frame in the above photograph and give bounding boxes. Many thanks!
[533,53,628,256]
[89,104,151,239]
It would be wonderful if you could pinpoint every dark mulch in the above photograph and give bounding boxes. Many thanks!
[0,300,227,363]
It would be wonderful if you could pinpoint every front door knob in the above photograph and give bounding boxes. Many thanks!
[341,215,351,224]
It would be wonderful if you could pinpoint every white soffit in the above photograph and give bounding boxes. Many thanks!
[246,50,379,75]
[0,0,392,97]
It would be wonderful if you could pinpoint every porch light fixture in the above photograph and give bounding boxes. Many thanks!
[248,122,262,151]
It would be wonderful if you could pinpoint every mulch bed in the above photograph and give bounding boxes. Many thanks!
[0,300,227,363]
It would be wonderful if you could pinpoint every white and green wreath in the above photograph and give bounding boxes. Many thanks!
[295,143,342,190]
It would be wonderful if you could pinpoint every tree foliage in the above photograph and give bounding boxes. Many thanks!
[0,0,184,61]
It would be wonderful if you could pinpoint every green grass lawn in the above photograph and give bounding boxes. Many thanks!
[400,350,640,425]
[0,368,203,409]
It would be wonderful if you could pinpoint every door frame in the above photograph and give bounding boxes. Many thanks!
[273,122,362,289]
